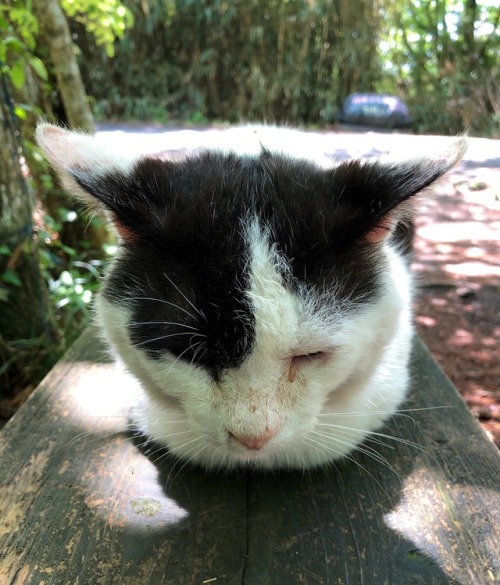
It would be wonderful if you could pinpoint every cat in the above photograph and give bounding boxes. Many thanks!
[37,124,465,470]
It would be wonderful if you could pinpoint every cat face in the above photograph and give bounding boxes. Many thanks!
[37,125,464,470]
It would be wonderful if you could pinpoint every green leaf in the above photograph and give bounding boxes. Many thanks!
[27,55,48,80]
[14,106,27,120]
[10,59,25,89]
[2,269,22,287]
[3,36,24,52]
[105,43,115,58]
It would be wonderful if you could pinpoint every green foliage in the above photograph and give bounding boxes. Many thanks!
[37,208,112,344]
[77,0,382,124]
[379,0,500,135]
[0,0,133,408]
[0,245,21,294]
[0,2,47,89]
[61,0,133,57]
[72,0,499,136]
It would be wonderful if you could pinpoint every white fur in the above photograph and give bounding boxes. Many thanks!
[97,218,412,470]
[36,124,136,208]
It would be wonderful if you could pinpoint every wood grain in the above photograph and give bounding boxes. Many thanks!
[0,327,499,585]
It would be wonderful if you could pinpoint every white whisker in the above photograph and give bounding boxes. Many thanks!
[165,438,209,487]
[129,321,204,332]
[127,296,198,321]
[310,429,401,479]
[133,331,207,347]
[163,272,206,320]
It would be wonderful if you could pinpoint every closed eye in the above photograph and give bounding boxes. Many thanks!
[291,351,328,368]
[288,351,329,383]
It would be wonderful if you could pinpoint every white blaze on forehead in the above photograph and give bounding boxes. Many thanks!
[244,219,300,359]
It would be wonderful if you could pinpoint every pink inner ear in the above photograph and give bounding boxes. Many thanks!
[113,218,138,242]
[364,212,397,244]
[37,125,74,169]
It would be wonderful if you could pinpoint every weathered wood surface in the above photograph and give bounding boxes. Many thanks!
[0,327,499,585]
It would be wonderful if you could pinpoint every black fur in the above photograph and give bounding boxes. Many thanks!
[71,150,453,375]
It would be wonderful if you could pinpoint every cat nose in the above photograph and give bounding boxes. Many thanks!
[229,428,278,450]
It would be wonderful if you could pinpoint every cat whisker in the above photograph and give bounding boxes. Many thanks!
[144,446,173,467]
[320,425,396,451]
[315,422,433,462]
[153,429,193,440]
[129,321,204,333]
[210,445,231,470]
[303,433,391,497]
[288,442,310,473]
[302,433,344,461]
[318,405,455,418]
[69,427,127,447]
[165,438,209,487]
[127,296,198,322]
[310,429,401,479]
[165,342,205,375]
[162,272,206,321]
[133,331,207,347]
[190,341,208,366]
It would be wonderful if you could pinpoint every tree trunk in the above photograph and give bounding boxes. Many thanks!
[31,0,109,252]
[32,0,95,132]
[461,0,477,61]
[0,74,60,407]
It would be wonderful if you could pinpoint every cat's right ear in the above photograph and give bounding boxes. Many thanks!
[36,124,143,240]
[36,123,136,210]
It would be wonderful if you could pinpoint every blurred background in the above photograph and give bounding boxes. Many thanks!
[0,0,498,429]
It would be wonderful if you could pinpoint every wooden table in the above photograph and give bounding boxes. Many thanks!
[1,327,499,585]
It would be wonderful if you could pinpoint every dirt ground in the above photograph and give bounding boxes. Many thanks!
[412,154,500,448]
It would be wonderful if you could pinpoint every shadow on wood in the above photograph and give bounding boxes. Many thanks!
[0,327,498,584]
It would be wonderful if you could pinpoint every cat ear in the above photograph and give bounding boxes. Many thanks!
[330,139,466,244]
[36,123,141,239]
[36,123,136,204]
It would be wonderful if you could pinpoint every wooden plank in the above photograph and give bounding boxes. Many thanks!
[0,327,248,585]
[0,328,499,585]
[244,338,500,584]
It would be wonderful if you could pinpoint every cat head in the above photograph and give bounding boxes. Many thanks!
[37,124,465,469]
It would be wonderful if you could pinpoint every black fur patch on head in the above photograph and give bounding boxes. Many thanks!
[107,244,254,379]
[72,149,453,373]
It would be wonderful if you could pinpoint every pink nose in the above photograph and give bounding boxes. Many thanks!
[230,428,278,450]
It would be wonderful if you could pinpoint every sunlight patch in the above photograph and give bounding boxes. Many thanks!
[67,361,144,430]
[444,261,500,278]
[384,463,499,583]
[82,437,188,530]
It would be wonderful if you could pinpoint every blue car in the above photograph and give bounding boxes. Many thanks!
[337,93,412,129]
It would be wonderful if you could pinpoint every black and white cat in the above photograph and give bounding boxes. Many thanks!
[37,124,464,470]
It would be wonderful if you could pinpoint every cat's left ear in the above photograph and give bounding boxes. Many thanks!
[330,139,467,244]
[36,123,136,211]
